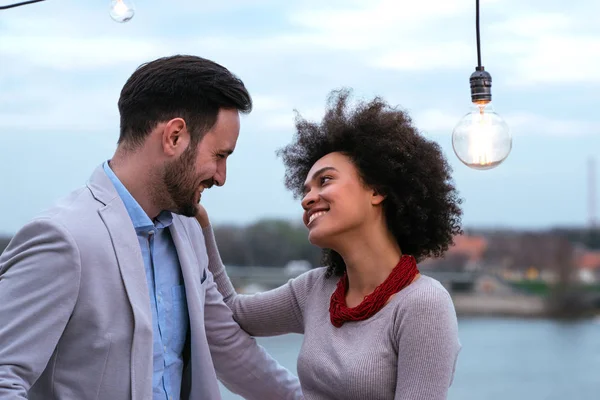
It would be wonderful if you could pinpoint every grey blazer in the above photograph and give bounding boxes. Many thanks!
[0,165,302,400]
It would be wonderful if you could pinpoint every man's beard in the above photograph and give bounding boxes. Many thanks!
[161,145,202,217]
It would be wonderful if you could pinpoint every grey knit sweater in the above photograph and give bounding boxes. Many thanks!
[203,226,461,400]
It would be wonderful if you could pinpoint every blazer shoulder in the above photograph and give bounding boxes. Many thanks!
[0,214,83,279]
[20,185,111,252]
[36,186,99,222]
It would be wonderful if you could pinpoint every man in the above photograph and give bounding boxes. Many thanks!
[0,55,302,400]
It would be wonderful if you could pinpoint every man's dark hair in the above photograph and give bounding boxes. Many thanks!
[278,89,463,278]
[117,54,252,149]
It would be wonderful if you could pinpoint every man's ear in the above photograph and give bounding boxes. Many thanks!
[162,118,190,156]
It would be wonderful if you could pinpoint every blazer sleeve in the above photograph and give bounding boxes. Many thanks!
[202,267,304,400]
[0,219,81,399]
[202,224,319,336]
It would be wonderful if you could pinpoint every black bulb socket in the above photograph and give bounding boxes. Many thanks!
[470,66,492,104]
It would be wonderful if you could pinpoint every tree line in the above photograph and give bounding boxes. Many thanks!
[0,219,321,267]
[2,223,599,269]
[212,219,322,267]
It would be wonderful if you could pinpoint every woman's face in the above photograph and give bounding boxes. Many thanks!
[301,152,384,248]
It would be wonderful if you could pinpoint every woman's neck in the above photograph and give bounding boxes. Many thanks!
[335,222,403,298]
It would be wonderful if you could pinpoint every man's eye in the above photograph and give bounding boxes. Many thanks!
[217,154,226,159]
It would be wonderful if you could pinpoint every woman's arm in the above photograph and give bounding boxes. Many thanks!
[197,207,317,336]
[393,284,461,400]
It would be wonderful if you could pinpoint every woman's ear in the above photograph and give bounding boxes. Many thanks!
[371,189,386,206]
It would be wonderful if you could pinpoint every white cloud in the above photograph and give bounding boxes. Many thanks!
[414,109,460,134]
[2,0,599,139]
[251,95,290,112]
[0,0,479,71]
[489,12,600,85]
[290,0,473,37]
[371,42,472,71]
[0,36,167,70]
[506,35,600,85]
[253,106,325,132]
[0,82,120,133]
[507,112,600,137]
[286,2,600,86]
[491,12,572,37]
[3,0,599,85]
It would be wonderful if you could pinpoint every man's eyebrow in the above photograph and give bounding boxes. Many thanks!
[302,166,337,194]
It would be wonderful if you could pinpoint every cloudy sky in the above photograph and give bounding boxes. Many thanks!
[1,0,598,235]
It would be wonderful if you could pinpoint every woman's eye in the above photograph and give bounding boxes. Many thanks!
[320,176,332,185]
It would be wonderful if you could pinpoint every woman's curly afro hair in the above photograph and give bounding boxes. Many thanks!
[277,89,463,278]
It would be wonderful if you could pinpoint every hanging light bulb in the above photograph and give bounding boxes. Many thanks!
[452,69,511,170]
[452,0,511,170]
[109,0,135,23]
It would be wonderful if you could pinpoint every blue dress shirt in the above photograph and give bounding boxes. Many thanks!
[103,161,189,400]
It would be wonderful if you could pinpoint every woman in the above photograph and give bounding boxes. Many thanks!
[198,89,463,400]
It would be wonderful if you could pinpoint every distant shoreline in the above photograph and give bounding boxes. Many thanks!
[452,293,599,319]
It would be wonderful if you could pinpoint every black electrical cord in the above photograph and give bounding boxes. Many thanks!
[470,0,491,102]
[475,0,482,69]
[0,0,45,10]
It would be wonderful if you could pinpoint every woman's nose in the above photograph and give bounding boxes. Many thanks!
[301,190,317,210]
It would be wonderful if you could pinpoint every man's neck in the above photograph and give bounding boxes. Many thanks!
[109,151,161,220]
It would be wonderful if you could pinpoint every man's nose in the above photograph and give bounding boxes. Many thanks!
[214,166,226,187]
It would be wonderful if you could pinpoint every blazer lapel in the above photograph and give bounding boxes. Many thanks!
[170,218,214,400]
[88,165,153,400]
[169,218,204,314]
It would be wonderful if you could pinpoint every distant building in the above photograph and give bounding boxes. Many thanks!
[420,234,487,271]
[447,234,487,261]
[575,248,600,283]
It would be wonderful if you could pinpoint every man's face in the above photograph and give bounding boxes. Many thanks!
[162,108,240,217]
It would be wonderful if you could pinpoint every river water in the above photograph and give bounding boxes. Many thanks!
[221,317,599,400]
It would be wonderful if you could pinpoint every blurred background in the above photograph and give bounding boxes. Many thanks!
[1,0,598,399]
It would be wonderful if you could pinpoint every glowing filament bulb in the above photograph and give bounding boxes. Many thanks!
[452,102,511,170]
[468,106,493,166]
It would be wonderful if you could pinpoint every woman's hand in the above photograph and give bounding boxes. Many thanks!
[195,203,210,228]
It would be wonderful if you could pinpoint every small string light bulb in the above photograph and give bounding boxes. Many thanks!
[109,0,135,23]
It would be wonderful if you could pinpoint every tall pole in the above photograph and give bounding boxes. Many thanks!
[589,156,597,228]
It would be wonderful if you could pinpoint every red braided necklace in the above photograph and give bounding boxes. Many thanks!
[329,255,419,328]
